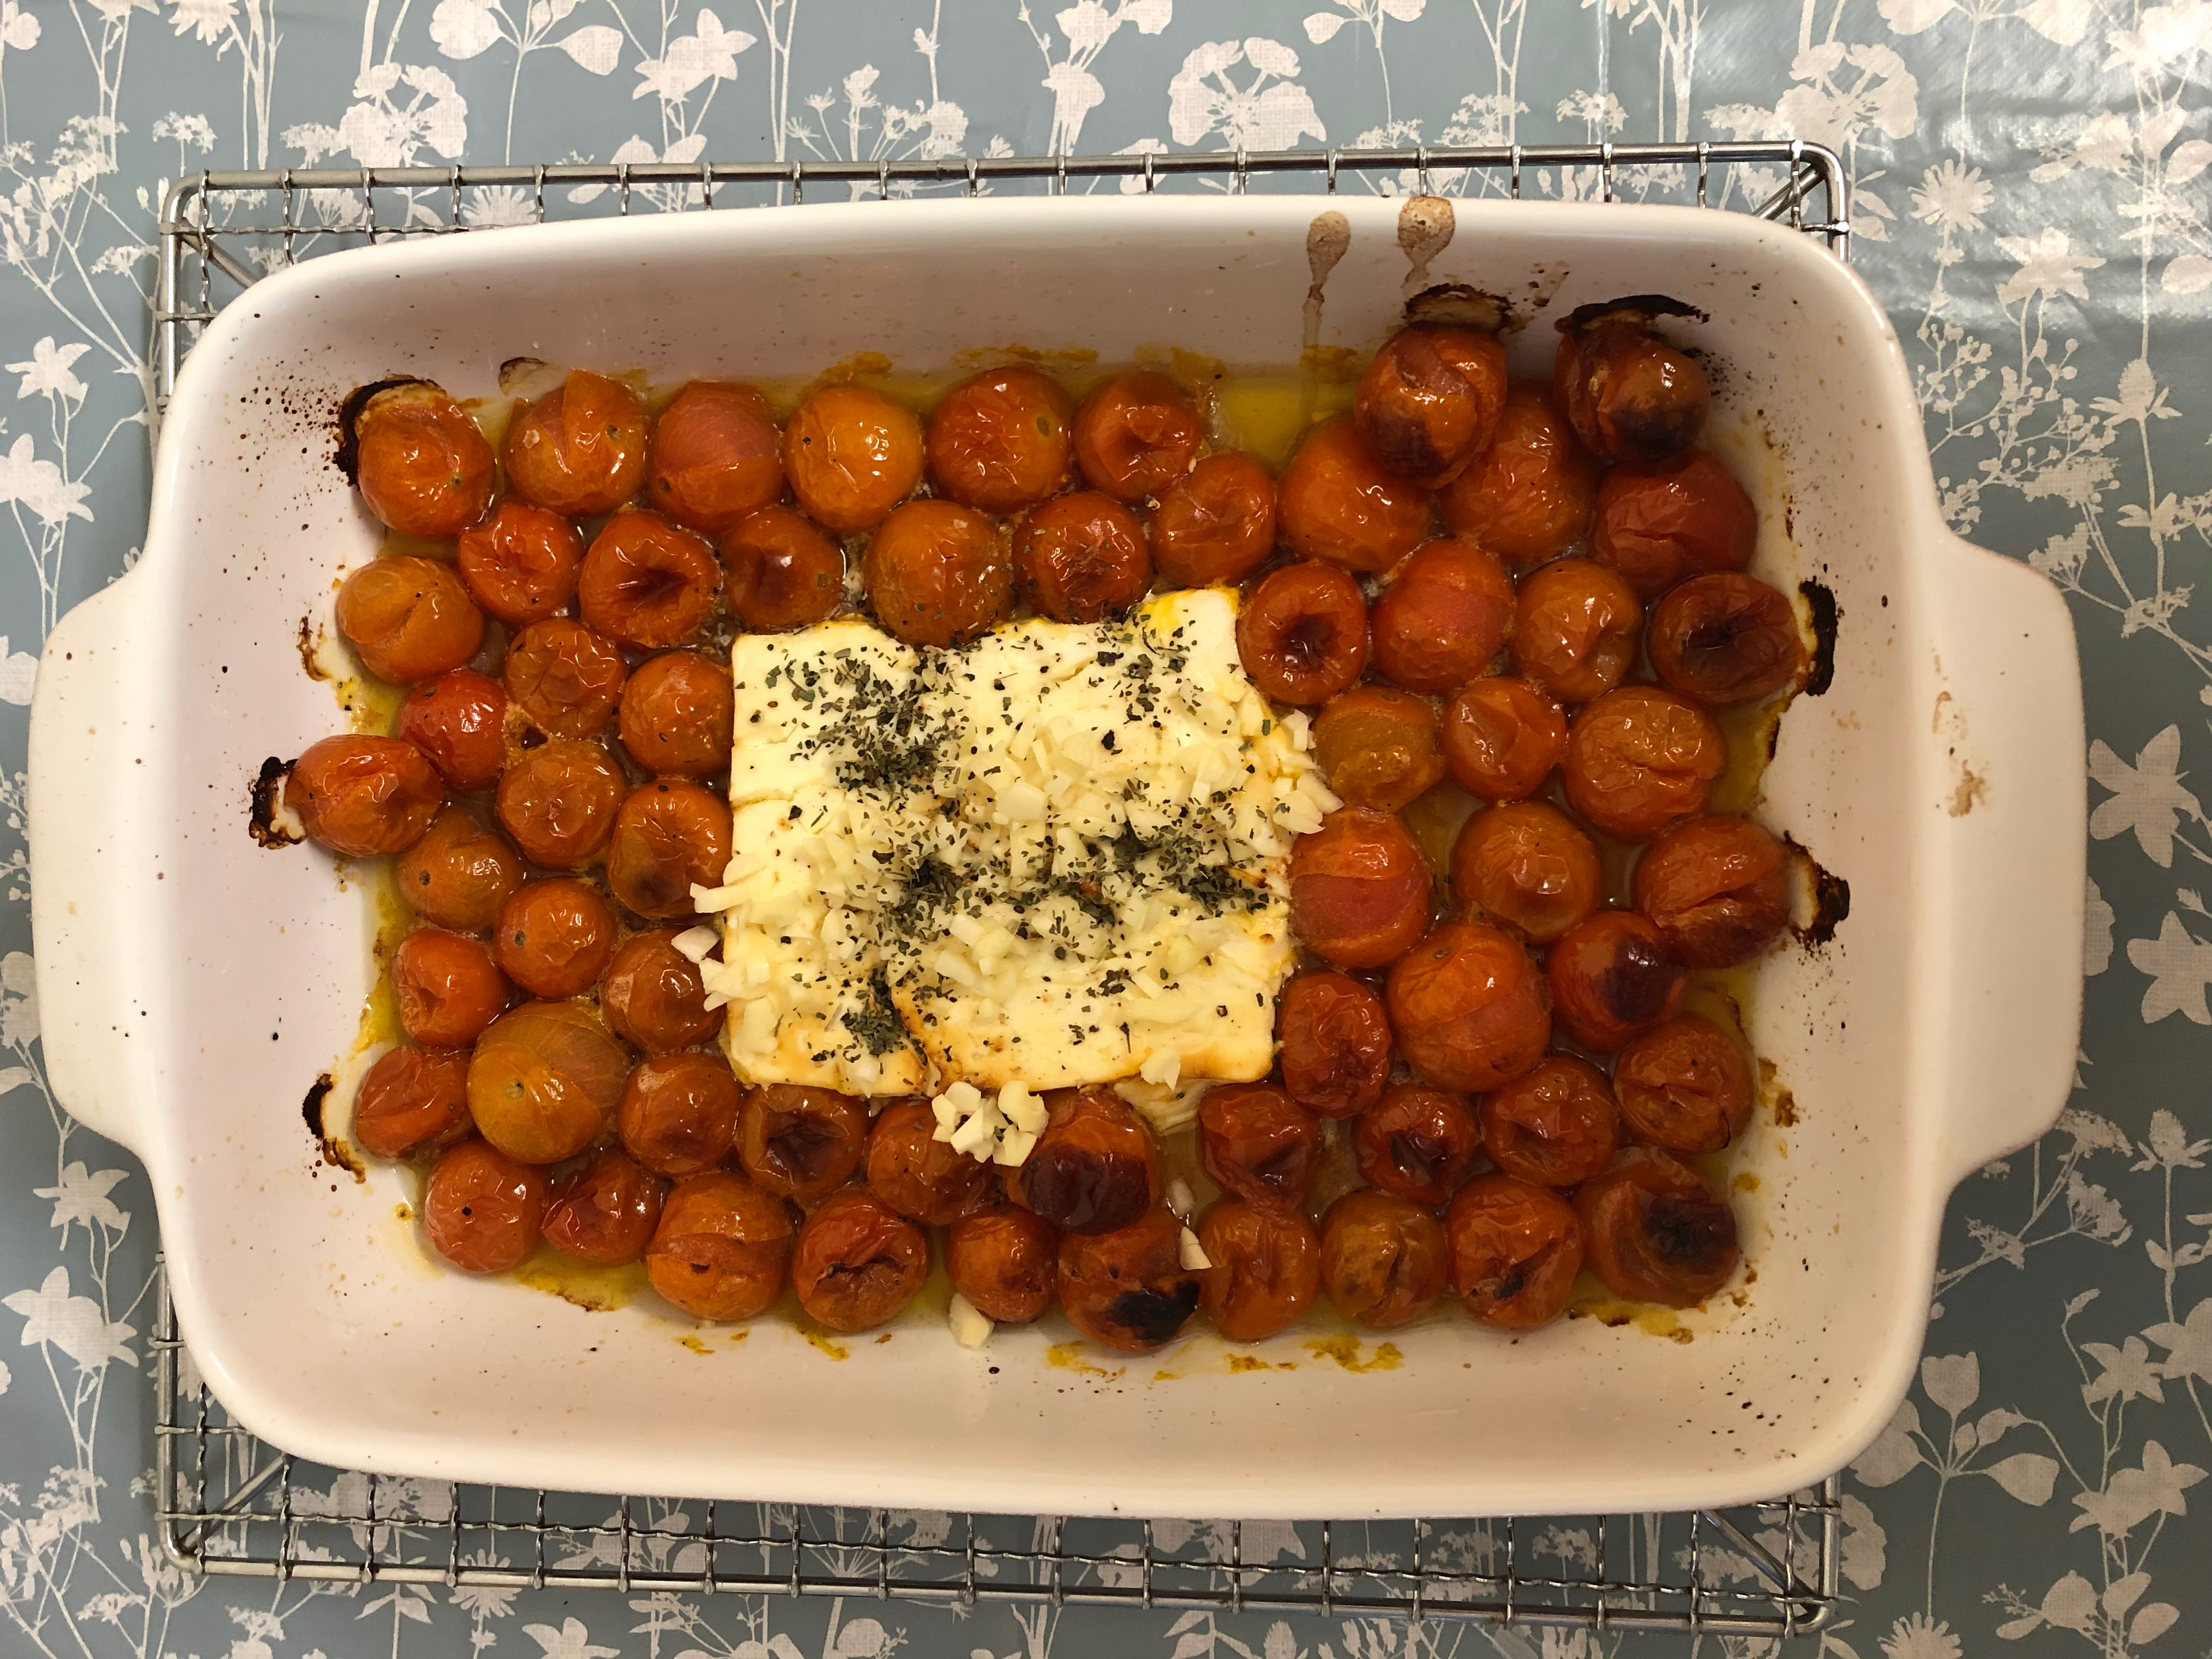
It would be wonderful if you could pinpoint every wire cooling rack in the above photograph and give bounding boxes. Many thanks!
[146,143,1848,1635]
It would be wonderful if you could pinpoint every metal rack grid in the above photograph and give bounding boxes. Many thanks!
[146,142,1849,1635]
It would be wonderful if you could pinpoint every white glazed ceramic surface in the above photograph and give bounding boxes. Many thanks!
[27,195,2083,1519]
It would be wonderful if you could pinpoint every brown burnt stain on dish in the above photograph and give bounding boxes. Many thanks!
[515,1252,643,1312]
[1227,1352,1290,1373]
[1396,195,1454,297]
[296,615,330,680]
[1758,1057,1800,1127]
[1784,835,1851,950]
[679,1334,714,1355]
[1304,1334,1402,1372]
[302,1073,366,1182]
[1302,208,1352,357]
[394,1202,413,1221]
[1948,766,1989,817]
[1045,1341,1121,1378]
[952,343,1102,371]
[1798,579,1839,696]
[247,756,302,848]
[814,352,896,389]
[804,1330,850,1361]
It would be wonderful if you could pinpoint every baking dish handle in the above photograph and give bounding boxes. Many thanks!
[27,572,161,1158]
[1921,531,2086,1183]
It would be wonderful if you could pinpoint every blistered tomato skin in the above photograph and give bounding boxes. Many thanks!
[1235,562,1371,706]
[1591,450,1757,600]
[1288,808,1434,970]
[335,556,486,685]
[1278,415,1433,574]
[1318,1189,1447,1329]
[793,1189,930,1332]
[352,1045,472,1159]
[1148,452,1277,588]
[1449,800,1602,944]
[863,499,1013,647]
[1613,1015,1755,1154]
[1354,325,1510,488]
[618,1052,743,1178]
[1352,1082,1483,1205]
[392,929,510,1047]
[605,780,733,921]
[1510,558,1644,706]
[782,385,925,534]
[1634,814,1792,968]
[1057,1207,1201,1353]
[721,507,844,633]
[927,366,1074,512]
[350,382,496,540]
[494,740,625,869]
[1545,910,1686,1053]
[868,1098,999,1227]
[456,499,585,628]
[647,1170,797,1321]
[1312,685,1446,813]
[619,651,734,778]
[1072,373,1201,502]
[1575,1147,1740,1307]
[646,380,783,533]
[541,1147,665,1266]
[1385,921,1551,1092]
[949,1207,1062,1324]
[393,806,523,934]
[423,1139,546,1274]
[1647,573,1806,705]
[1275,970,1394,1119]
[1198,1082,1323,1207]
[1441,678,1568,802]
[1553,319,1711,467]
[576,511,723,649]
[1445,1174,1585,1329]
[1016,1087,1160,1237]
[1199,1201,1322,1342]
[1438,383,1598,568]
[1015,492,1152,622]
[396,669,507,792]
[1480,1056,1621,1187]
[1561,686,1727,843]
[1369,538,1516,693]
[494,878,617,1000]
[503,618,627,740]
[286,735,444,857]
[504,370,650,517]
[599,929,719,1053]
[738,1085,869,1205]
[465,1000,629,1165]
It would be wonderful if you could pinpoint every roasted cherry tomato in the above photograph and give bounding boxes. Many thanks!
[1148,452,1277,588]
[1288,807,1433,970]
[1318,1189,1447,1329]
[1591,449,1756,600]
[1275,969,1393,1119]
[1510,558,1642,706]
[646,380,783,533]
[926,366,1074,512]
[646,1169,796,1321]
[1437,383,1598,569]
[1015,491,1152,622]
[393,806,522,934]
[1480,1055,1621,1187]
[1057,1207,1201,1352]
[1198,1081,1322,1207]
[737,1084,868,1205]
[782,384,924,533]
[617,1051,742,1177]
[1278,415,1432,573]
[1647,573,1805,704]
[1444,1173,1584,1329]
[1354,324,1510,488]
[456,499,585,628]
[504,369,648,517]
[1440,678,1568,803]
[1561,686,1725,842]
[1448,799,1601,944]
[862,499,1013,647]
[793,1188,930,1331]
[1352,1081,1483,1205]
[423,1138,546,1274]
[868,1098,998,1227]
[947,1207,1061,1324]
[1369,538,1516,693]
[395,669,507,792]
[335,555,485,685]
[1553,315,1710,467]
[600,928,719,1053]
[1613,1014,1754,1154]
[605,779,733,921]
[494,739,626,868]
[1385,920,1550,1092]
[722,506,844,633]
[503,617,626,739]
[1199,1200,1321,1342]
[618,651,735,777]
[352,1045,472,1159]
[465,1000,629,1165]
[1235,561,1370,706]
[1575,1147,1739,1306]
[286,735,444,856]
[1544,910,1686,1053]
[1634,814,1791,967]
[1016,1086,1160,1237]
[576,510,722,649]
[1312,685,1446,812]
[1073,372,1201,501]
[541,1147,666,1266]
[392,928,509,1047]
[348,381,496,539]
[494,877,617,1000]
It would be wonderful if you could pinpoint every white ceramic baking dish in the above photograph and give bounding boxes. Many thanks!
[29,194,2083,1519]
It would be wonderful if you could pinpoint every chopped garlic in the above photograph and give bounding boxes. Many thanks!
[998,1081,1044,1134]
[930,1079,1037,1167]
[1179,1226,1212,1272]
[670,924,721,963]
[1165,1178,1195,1221]
[947,1294,992,1349]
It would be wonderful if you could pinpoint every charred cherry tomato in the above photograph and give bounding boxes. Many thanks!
[1510,558,1642,706]
[1480,1056,1621,1187]
[647,1170,796,1321]
[1015,491,1152,622]
[1199,1200,1322,1342]
[1198,1081,1322,1207]
[600,928,719,1053]
[947,1207,1061,1324]
[1440,677,1568,803]
[1016,1086,1160,1237]
[1437,383,1598,569]
[737,1084,869,1205]
[1545,910,1686,1053]
[1647,573,1805,705]
[494,739,626,868]
[1276,969,1393,1119]
[1370,538,1516,693]
[605,780,733,921]
[1073,372,1201,501]
[503,618,626,739]
[1553,315,1711,467]
[1385,921,1551,1092]
[1634,814,1791,967]
[395,669,507,792]
[456,499,585,628]
[352,1045,472,1159]
[1613,1014,1754,1154]
[721,506,844,632]
[576,510,722,649]
[1058,1207,1201,1353]
[862,499,1013,647]
[618,651,735,777]
[1355,324,1510,487]
[1235,561,1371,706]
[1561,686,1725,843]
[1591,449,1757,600]
[1148,452,1277,588]
[618,1052,742,1178]
[393,806,523,934]
[1312,685,1445,813]
[465,999,629,1165]
[1352,1082,1483,1205]
[926,366,1074,512]
[494,878,617,1000]
[868,1098,998,1227]
[503,369,649,517]
[348,381,496,539]
[646,380,783,533]
[1288,808,1433,970]
[1444,1173,1584,1330]
[1278,415,1432,573]
[793,1188,931,1331]
[286,735,444,856]
[423,1138,546,1273]
[392,928,509,1047]
[335,555,485,685]
[1449,800,1601,944]
[782,385,924,533]
[1319,1189,1447,1329]
[1575,1147,1739,1306]
[541,1147,666,1266]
